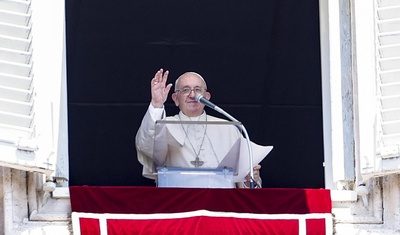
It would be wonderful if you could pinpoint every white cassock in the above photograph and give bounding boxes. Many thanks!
[135,104,241,181]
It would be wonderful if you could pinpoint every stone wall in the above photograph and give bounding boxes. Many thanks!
[0,167,70,235]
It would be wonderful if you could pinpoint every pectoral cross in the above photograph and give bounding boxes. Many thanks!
[190,157,204,168]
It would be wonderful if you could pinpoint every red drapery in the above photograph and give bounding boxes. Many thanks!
[70,186,332,235]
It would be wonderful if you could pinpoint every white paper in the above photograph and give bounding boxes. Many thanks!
[218,137,273,181]
[217,138,241,174]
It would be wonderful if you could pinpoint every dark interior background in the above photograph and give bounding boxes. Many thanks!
[66,0,324,188]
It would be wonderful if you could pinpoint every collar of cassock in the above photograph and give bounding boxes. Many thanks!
[166,111,207,146]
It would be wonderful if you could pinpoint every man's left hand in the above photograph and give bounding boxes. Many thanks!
[244,164,261,188]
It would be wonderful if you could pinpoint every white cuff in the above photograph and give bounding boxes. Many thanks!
[149,103,165,121]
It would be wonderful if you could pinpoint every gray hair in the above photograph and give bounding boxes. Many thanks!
[174,72,207,92]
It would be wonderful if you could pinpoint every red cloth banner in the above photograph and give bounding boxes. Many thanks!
[70,186,331,214]
[70,186,332,235]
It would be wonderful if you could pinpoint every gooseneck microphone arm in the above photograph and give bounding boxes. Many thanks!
[195,94,255,188]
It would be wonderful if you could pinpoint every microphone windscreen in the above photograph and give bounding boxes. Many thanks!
[195,94,203,102]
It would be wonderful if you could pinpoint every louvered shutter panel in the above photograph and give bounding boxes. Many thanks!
[0,0,57,174]
[377,0,400,159]
[0,1,34,145]
[0,0,68,178]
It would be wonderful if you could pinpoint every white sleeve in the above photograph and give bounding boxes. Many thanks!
[135,104,166,179]
[148,103,165,121]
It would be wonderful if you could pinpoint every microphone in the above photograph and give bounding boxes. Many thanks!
[195,94,217,110]
[194,93,256,188]
[195,93,237,122]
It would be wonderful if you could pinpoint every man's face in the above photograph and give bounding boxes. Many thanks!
[172,74,211,117]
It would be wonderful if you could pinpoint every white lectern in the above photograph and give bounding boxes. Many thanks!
[157,167,234,188]
[154,120,242,188]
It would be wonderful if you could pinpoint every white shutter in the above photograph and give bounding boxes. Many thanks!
[376,0,400,159]
[0,1,35,146]
[0,0,65,175]
[351,0,400,178]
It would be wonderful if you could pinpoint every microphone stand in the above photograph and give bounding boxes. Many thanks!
[213,106,256,189]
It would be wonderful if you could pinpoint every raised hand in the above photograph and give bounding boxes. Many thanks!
[151,69,173,108]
